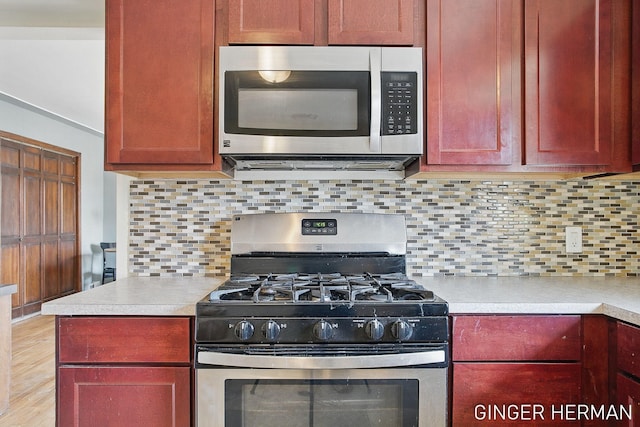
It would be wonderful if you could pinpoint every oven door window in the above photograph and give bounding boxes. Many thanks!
[225,378,418,427]
[224,71,370,137]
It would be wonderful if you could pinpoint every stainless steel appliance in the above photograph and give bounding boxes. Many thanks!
[195,213,449,427]
[218,46,423,179]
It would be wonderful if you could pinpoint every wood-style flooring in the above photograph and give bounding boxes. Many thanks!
[0,315,55,426]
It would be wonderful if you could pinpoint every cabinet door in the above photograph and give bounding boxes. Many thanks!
[228,0,315,44]
[425,0,520,165]
[105,0,214,165]
[58,366,191,427]
[632,0,640,168]
[328,0,414,45]
[452,363,582,426]
[616,374,640,427]
[524,0,622,167]
[618,322,640,379]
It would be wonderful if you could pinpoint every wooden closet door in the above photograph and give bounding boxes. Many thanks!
[0,134,80,318]
[43,152,60,300]
[59,155,78,296]
[0,140,22,316]
[21,151,43,314]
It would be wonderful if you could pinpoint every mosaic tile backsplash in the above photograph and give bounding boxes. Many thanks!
[129,179,640,277]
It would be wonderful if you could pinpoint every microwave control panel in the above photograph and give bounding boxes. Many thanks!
[381,72,418,136]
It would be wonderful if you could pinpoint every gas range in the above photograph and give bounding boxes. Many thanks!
[195,213,449,427]
[195,213,449,346]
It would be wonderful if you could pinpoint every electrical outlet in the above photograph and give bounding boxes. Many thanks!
[566,226,583,253]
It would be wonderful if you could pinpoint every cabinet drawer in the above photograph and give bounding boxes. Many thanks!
[58,317,191,364]
[618,322,640,379]
[452,315,581,361]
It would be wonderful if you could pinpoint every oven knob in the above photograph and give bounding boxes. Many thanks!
[365,319,385,341]
[262,320,281,341]
[313,320,334,341]
[391,320,413,341]
[234,320,255,341]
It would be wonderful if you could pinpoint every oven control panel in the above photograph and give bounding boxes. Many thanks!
[197,316,449,344]
[301,219,337,235]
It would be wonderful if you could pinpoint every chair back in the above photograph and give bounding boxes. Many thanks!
[100,242,116,251]
[100,242,116,284]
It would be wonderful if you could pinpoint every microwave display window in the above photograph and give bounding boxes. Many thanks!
[225,71,370,137]
[238,89,358,131]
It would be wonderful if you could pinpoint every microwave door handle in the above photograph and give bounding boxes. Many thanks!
[369,48,381,153]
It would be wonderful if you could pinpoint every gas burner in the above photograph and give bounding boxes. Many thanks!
[253,282,294,302]
[209,285,251,301]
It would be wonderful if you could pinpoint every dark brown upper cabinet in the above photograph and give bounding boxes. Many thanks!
[105,0,224,174]
[327,0,415,45]
[523,0,630,171]
[225,0,418,46]
[227,0,315,44]
[422,0,633,176]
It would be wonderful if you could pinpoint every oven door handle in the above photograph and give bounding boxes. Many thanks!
[197,349,445,369]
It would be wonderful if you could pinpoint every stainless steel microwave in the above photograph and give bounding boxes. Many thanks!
[218,46,423,178]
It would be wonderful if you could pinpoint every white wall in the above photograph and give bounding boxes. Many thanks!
[102,171,117,241]
[0,27,104,133]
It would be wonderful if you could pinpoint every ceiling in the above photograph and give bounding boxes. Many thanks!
[0,0,104,27]
[0,0,105,133]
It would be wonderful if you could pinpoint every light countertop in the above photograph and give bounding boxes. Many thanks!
[41,277,221,316]
[41,276,640,326]
[421,276,640,326]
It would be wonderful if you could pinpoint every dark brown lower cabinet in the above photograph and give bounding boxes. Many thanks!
[53,312,640,427]
[451,315,584,426]
[56,316,193,427]
[450,314,640,426]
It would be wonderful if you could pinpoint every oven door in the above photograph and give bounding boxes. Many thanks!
[196,347,447,427]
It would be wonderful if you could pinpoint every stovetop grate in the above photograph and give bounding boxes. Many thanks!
[209,272,434,304]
